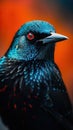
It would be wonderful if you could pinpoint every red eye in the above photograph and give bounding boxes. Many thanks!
[27,32,35,40]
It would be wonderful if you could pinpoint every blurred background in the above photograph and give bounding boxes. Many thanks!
[0,0,73,129]
[0,0,73,103]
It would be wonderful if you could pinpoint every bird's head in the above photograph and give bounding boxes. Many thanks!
[6,20,68,61]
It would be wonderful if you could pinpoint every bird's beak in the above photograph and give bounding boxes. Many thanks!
[39,32,69,44]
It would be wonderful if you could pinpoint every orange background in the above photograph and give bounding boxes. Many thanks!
[0,0,73,103]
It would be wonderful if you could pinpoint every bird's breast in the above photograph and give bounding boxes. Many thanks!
[0,60,50,112]
[0,59,62,112]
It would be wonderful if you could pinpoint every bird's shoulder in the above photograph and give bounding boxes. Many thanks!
[0,56,24,74]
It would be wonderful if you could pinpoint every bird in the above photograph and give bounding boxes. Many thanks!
[0,20,73,130]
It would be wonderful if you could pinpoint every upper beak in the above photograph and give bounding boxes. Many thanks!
[39,32,69,44]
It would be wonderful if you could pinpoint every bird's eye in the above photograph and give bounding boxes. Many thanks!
[27,32,35,40]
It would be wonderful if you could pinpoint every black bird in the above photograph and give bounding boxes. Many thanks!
[0,20,73,130]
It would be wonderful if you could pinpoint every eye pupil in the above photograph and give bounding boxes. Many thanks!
[27,33,35,40]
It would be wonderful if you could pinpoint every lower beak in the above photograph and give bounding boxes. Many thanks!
[39,32,68,44]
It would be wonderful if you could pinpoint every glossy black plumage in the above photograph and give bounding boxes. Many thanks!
[0,20,73,130]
